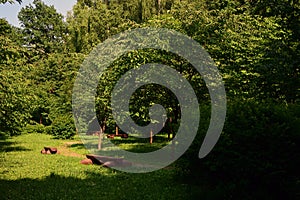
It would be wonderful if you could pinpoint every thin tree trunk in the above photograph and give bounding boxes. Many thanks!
[39,114,42,124]
[171,133,175,160]
[98,119,106,150]
[138,0,143,22]
[167,117,173,140]
[156,0,161,15]
[150,129,153,144]
[98,127,102,150]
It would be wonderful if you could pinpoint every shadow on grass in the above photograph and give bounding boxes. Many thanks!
[0,170,194,200]
[69,143,86,149]
[0,140,31,153]
[0,132,7,140]
[110,135,170,145]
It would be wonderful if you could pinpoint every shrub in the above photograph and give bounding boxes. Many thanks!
[50,115,76,139]
[22,123,47,134]
[177,100,300,199]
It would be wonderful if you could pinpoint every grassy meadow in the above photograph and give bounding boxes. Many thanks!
[0,133,203,200]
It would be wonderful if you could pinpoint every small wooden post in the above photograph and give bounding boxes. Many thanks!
[116,126,119,135]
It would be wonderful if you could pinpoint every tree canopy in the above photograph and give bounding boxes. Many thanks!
[0,0,22,4]
[18,0,67,54]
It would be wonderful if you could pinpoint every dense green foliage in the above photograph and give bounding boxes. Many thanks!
[179,101,300,199]
[0,0,299,199]
[0,19,32,136]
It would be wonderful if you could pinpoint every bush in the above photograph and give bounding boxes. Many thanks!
[177,100,300,199]
[21,115,76,139]
[22,123,47,134]
[50,115,76,139]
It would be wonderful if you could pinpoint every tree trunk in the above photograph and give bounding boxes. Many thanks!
[138,0,143,22]
[98,120,106,150]
[98,127,102,150]
[171,132,175,160]
[167,117,173,140]
[156,0,161,15]
[150,129,153,144]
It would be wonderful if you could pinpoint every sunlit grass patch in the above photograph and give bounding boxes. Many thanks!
[0,133,196,199]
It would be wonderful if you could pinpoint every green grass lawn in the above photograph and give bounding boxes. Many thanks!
[0,133,201,200]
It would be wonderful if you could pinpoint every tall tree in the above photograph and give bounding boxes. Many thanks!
[0,0,21,4]
[0,19,33,136]
[200,0,299,102]
[113,0,174,23]
[18,0,67,54]
[247,0,300,102]
[170,0,298,102]
[67,0,131,53]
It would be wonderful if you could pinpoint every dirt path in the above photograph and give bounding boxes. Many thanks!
[57,142,85,158]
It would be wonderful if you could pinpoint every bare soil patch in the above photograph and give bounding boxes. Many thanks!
[57,142,85,158]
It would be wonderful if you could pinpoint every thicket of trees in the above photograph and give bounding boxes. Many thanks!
[1,0,299,198]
